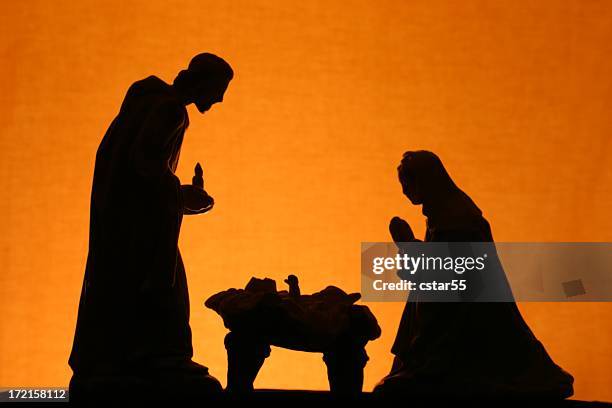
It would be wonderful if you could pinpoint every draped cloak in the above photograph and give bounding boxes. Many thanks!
[69,76,194,376]
[381,151,574,398]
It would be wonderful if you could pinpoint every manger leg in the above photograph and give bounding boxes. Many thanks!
[224,331,270,393]
[323,342,369,395]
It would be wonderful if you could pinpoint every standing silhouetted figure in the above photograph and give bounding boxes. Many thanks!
[69,53,233,402]
[374,151,574,400]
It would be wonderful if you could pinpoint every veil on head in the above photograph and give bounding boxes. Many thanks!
[398,150,483,227]
[398,150,459,205]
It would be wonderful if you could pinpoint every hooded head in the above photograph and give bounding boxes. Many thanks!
[397,150,482,226]
[397,151,458,206]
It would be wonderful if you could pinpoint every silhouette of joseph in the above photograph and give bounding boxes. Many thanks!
[69,53,232,402]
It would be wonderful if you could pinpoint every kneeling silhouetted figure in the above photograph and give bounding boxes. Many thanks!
[374,151,574,400]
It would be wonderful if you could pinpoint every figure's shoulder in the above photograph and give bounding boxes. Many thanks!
[125,75,168,98]
[121,76,185,121]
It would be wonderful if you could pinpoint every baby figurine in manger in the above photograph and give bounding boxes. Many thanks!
[205,275,381,394]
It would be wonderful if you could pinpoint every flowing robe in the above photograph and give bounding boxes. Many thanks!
[69,76,194,376]
[384,192,574,398]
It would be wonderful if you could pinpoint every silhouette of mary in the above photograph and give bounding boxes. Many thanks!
[375,151,574,399]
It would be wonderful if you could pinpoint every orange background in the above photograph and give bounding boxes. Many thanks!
[1,0,611,401]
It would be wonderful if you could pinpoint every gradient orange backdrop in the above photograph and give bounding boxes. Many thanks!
[1,0,611,401]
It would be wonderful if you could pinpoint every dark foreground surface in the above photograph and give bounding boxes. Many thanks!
[237,391,612,407]
[1,389,611,406]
